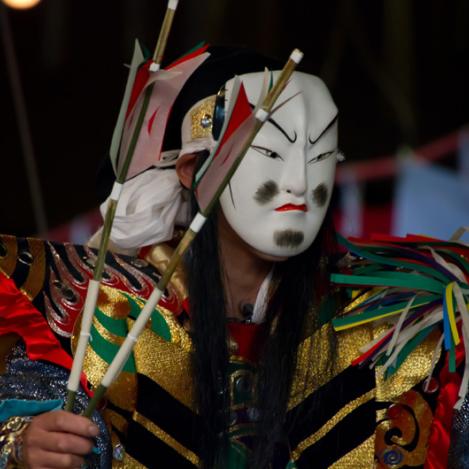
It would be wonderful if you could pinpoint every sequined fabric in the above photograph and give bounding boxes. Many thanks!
[0,342,112,468]
[448,393,469,468]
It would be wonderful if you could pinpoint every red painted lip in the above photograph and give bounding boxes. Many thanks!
[275,203,308,212]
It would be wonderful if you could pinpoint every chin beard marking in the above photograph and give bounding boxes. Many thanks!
[274,230,304,248]
[254,180,279,205]
[312,183,328,207]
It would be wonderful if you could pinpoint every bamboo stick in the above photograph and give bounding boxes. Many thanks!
[64,0,180,412]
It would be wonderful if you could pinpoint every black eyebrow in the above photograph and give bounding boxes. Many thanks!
[308,113,338,145]
[265,117,297,143]
[249,102,297,143]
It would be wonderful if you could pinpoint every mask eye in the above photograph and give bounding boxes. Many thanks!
[251,145,283,160]
[307,151,335,164]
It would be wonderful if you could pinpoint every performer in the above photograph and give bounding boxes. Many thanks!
[0,47,468,468]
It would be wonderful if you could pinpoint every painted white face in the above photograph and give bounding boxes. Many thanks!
[219,71,338,258]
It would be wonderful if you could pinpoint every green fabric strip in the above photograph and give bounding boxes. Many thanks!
[449,342,456,373]
[331,273,444,294]
[332,294,439,329]
[150,309,171,341]
[141,43,152,61]
[354,263,384,276]
[181,41,206,56]
[225,441,248,469]
[94,308,128,338]
[90,323,136,373]
[319,294,340,325]
[126,293,145,320]
[124,293,171,342]
[337,235,451,284]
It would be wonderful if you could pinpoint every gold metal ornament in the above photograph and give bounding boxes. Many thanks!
[190,96,216,139]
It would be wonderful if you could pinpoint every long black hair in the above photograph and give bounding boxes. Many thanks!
[185,154,339,468]
[251,208,338,468]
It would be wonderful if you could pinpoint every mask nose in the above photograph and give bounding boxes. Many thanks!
[279,149,307,197]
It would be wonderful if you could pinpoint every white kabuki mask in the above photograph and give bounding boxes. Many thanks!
[219,71,338,258]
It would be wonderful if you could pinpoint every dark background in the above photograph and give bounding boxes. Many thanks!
[1,0,468,237]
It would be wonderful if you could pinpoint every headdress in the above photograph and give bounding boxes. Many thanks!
[93,47,281,252]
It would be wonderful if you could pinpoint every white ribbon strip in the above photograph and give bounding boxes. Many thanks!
[425,246,466,283]
[189,212,207,233]
[127,334,138,343]
[290,49,304,64]
[386,295,416,356]
[251,269,273,324]
[110,182,123,201]
[80,331,93,343]
[380,307,442,374]
[358,328,389,355]
[149,62,161,72]
[255,108,269,123]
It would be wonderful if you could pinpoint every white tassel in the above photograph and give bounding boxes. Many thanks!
[381,338,407,373]
[381,307,443,375]
[425,246,467,283]
[359,328,389,355]
[386,295,416,356]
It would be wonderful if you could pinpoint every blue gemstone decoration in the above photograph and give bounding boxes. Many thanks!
[383,448,403,466]
[113,443,125,462]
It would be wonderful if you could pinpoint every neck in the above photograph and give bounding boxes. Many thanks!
[218,213,273,320]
